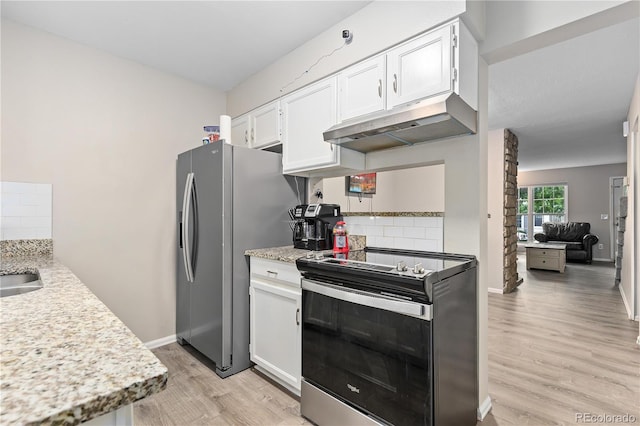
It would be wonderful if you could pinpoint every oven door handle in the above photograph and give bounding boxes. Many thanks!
[302,279,432,321]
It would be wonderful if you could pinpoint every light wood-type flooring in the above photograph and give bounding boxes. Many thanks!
[134,256,639,425]
[133,343,309,425]
[482,257,639,426]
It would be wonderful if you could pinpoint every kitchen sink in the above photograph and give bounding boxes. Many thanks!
[0,273,43,297]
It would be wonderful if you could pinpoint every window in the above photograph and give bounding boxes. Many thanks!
[517,188,529,241]
[517,185,567,241]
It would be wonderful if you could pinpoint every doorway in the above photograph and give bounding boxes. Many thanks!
[610,176,625,260]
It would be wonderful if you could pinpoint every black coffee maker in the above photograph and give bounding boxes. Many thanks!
[292,204,342,251]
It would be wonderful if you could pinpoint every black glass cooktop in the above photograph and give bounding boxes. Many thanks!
[296,247,476,301]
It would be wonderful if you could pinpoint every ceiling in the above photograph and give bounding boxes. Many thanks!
[0,1,370,91]
[488,17,639,172]
[1,2,639,172]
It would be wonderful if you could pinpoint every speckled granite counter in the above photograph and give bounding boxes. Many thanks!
[0,254,168,425]
[245,235,366,263]
[244,246,315,263]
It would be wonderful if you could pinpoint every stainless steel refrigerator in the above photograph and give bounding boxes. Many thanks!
[176,141,303,378]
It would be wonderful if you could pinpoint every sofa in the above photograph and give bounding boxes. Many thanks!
[533,222,599,264]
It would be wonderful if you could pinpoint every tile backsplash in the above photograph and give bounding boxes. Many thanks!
[1,182,52,240]
[345,215,443,251]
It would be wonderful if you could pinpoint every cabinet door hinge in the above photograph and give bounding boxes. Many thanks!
[452,68,458,82]
[452,34,458,48]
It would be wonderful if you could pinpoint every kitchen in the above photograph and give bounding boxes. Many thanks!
[2,1,638,425]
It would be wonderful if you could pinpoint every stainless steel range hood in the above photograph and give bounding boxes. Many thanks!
[323,92,477,153]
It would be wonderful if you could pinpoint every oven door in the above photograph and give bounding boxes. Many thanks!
[302,278,433,426]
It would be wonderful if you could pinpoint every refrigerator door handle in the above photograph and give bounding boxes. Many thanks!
[182,172,195,283]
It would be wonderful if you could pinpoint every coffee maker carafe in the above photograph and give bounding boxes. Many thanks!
[292,204,342,251]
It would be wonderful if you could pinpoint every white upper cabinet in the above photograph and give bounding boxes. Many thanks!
[231,100,281,149]
[251,101,281,149]
[230,113,251,147]
[336,19,476,122]
[338,55,386,122]
[387,25,452,109]
[232,18,476,174]
[282,77,337,173]
[282,76,365,176]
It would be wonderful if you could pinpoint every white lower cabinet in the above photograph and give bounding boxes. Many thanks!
[249,257,301,395]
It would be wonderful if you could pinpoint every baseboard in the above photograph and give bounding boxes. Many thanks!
[145,334,176,349]
[477,395,492,421]
[618,286,633,320]
[487,287,503,294]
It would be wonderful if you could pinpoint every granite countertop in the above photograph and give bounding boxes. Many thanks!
[245,235,367,263]
[244,246,315,263]
[0,254,168,425]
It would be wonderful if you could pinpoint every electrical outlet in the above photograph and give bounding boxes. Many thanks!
[598,243,604,250]
[601,214,609,220]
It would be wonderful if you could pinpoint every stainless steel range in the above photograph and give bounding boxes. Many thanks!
[296,247,478,426]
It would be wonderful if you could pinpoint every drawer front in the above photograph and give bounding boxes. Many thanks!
[528,257,560,270]
[528,248,562,259]
[250,257,301,288]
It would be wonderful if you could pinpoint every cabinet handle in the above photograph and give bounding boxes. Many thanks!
[296,308,300,326]
[266,270,278,276]
[244,130,248,144]
[393,74,398,93]
[251,128,254,143]
[378,79,382,98]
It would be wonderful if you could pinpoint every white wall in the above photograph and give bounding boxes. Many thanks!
[634,76,640,329]
[487,129,505,292]
[227,1,466,116]
[519,163,628,262]
[623,74,640,326]
[1,20,227,343]
[321,165,445,213]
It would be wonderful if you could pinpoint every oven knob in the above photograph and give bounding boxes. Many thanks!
[397,261,407,272]
[306,252,315,259]
[413,263,425,274]
[314,252,324,260]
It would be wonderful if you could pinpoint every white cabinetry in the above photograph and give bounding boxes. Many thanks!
[249,257,301,395]
[337,19,477,121]
[338,56,386,121]
[251,101,281,149]
[230,113,251,147]
[282,76,364,176]
[231,100,281,149]
[387,25,452,108]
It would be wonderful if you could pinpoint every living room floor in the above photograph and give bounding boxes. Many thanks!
[134,257,640,425]
[483,256,640,425]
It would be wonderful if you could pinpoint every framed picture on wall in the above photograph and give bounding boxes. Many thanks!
[346,173,377,195]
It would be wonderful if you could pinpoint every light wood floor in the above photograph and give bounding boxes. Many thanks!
[135,257,639,425]
[483,257,640,425]
[133,344,309,425]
